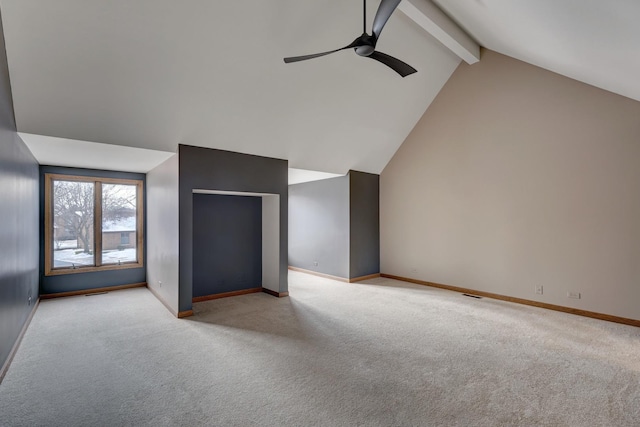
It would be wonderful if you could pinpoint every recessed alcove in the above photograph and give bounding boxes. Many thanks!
[146,145,289,316]
[192,190,280,297]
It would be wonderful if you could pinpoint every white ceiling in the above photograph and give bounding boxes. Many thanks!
[0,0,461,175]
[2,1,639,177]
[18,132,174,173]
[288,168,344,186]
[433,0,640,102]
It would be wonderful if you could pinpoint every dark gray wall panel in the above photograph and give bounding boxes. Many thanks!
[288,176,350,278]
[0,135,38,375]
[39,166,146,295]
[0,11,39,374]
[178,145,288,312]
[193,194,262,296]
[349,171,380,278]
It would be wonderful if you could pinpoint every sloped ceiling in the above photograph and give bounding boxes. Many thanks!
[434,0,640,102]
[4,1,638,175]
[0,0,461,174]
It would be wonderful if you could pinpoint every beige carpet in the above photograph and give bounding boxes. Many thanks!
[1,271,639,426]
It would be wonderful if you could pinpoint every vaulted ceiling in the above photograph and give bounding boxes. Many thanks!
[1,1,638,174]
[434,0,640,103]
[1,0,461,174]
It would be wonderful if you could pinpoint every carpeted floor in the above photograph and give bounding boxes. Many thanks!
[1,271,639,426]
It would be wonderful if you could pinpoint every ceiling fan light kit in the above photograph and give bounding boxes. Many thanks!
[284,0,417,77]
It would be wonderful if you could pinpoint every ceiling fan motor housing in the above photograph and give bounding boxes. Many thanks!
[355,34,377,57]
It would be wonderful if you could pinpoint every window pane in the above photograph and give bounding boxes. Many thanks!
[102,184,137,265]
[53,180,95,268]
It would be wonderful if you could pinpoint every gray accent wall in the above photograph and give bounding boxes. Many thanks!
[288,176,350,278]
[178,145,288,313]
[288,171,380,280]
[349,171,380,279]
[39,166,146,295]
[0,11,39,376]
[147,154,180,314]
[192,194,262,297]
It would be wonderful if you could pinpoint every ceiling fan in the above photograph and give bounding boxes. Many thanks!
[284,0,417,77]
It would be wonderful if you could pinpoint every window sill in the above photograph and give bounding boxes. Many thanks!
[45,262,144,276]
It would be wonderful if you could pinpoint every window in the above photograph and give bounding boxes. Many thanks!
[45,174,144,275]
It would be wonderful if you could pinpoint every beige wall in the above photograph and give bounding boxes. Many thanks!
[381,49,640,320]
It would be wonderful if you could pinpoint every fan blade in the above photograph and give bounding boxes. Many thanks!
[372,0,402,38]
[367,51,417,77]
[284,43,354,64]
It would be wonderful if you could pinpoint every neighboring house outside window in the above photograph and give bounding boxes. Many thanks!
[101,216,135,251]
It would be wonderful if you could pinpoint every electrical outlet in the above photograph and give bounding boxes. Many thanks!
[535,285,543,295]
[313,261,318,266]
[567,291,581,299]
